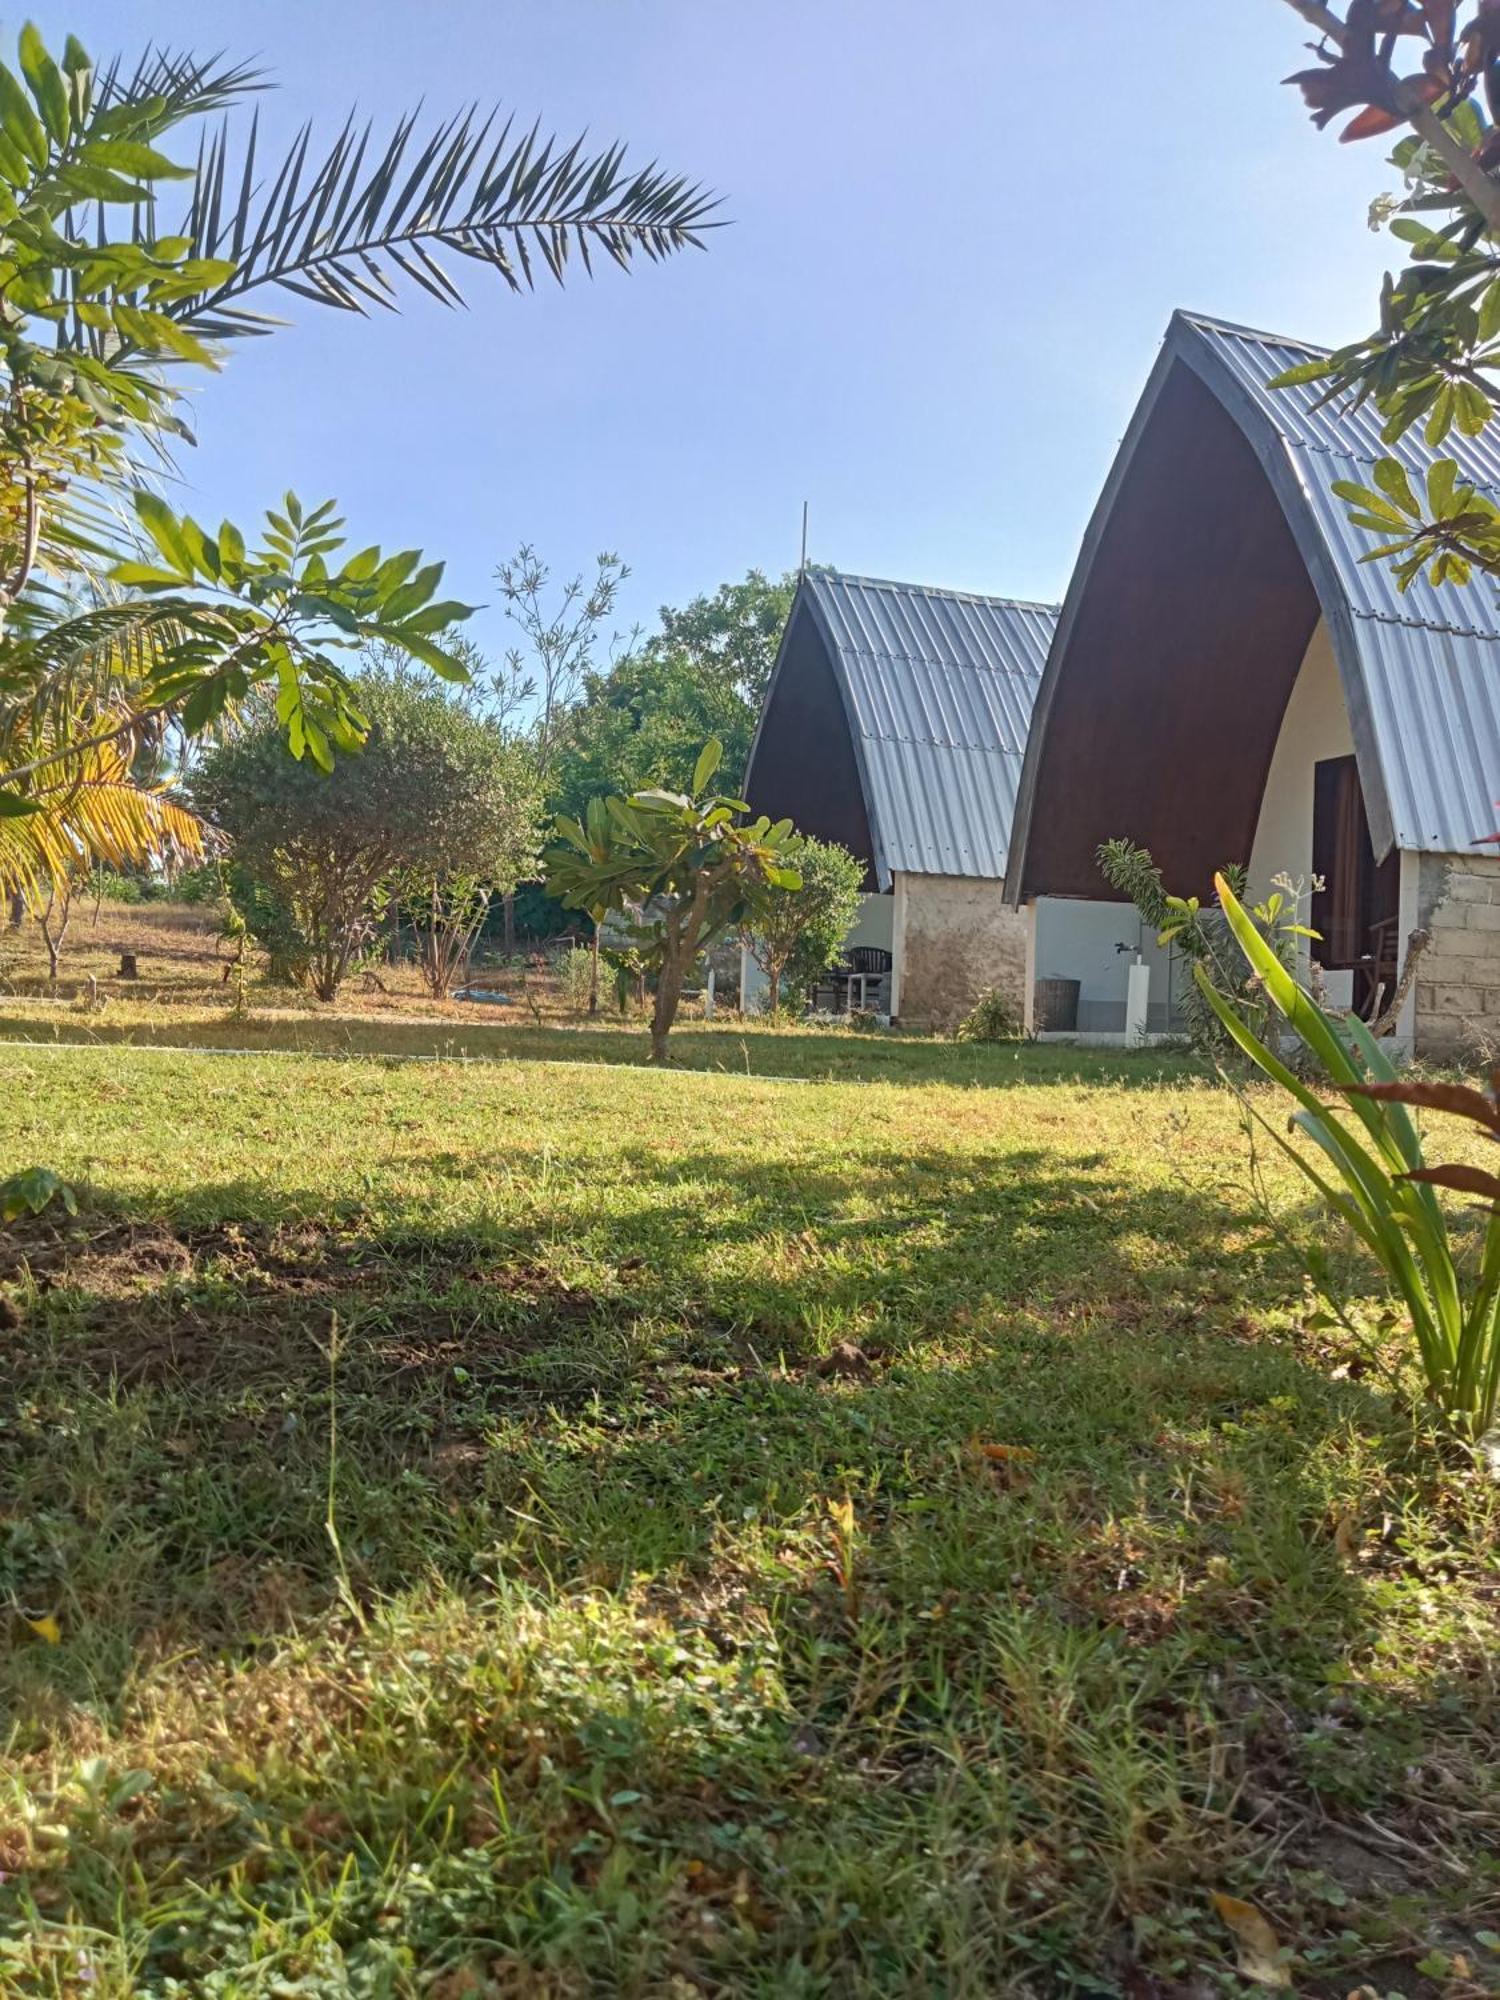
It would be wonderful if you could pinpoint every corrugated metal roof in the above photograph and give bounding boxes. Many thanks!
[1179,311,1500,853]
[801,569,1059,884]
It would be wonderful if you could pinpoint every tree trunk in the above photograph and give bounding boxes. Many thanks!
[40,883,69,986]
[503,888,515,957]
[7,890,23,929]
[589,920,601,1016]
[649,944,687,1064]
[766,954,783,1018]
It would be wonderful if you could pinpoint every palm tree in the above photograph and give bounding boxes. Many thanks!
[0,22,718,901]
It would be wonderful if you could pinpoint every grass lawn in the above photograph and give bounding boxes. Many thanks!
[0,931,1497,1993]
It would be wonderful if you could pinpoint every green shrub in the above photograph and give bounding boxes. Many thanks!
[92,869,144,904]
[954,987,1022,1043]
[171,864,225,906]
[558,945,596,1017]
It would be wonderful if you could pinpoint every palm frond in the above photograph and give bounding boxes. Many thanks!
[0,597,237,762]
[93,45,266,131]
[0,730,202,905]
[154,104,721,341]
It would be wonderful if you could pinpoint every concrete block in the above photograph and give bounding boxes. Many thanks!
[1433,985,1484,1014]
[1428,957,1493,989]
[1439,872,1494,907]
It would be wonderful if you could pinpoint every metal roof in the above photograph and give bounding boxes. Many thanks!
[796,569,1059,885]
[1177,311,1500,855]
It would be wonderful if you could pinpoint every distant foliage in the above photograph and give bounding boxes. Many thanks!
[552,570,795,815]
[91,870,149,906]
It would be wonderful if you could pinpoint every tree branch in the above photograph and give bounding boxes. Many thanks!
[1280,0,1500,234]
[0,467,42,614]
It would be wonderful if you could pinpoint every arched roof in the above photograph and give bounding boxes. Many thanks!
[745,569,1058,890]
[1007,311,1500,904]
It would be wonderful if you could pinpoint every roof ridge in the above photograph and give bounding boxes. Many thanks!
[808,567,1060,616]
[1174,307,1331,359]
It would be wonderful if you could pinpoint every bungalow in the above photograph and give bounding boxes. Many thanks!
[1005,310,1500,1058]
[741,567,1058,1028]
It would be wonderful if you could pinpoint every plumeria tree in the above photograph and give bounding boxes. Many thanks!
[545,740,803,1062]
[1277,2,1500,587]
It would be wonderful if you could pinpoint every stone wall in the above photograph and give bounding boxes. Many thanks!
[1415,853,1500,1060]
[897,873,1028,1032]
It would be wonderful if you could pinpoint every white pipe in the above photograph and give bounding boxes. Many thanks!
[1125,956,1151,1048]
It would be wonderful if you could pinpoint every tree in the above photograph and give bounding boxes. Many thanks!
[545,739,803,1062]
[38,872,72,985]
[0,21,715,907]
[491,547,628,781]
[487,545,626,966]
[1275,2,1500,590]
[404,875,499,1001]
[744,836,865,1016]
[554,570,794,815]
[192,674,541,1000]
[655,570,794,717]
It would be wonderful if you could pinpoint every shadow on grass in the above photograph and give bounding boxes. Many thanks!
[0,1005,1210,1088]
[2,1146,1495,1995]
[0,1147,1415,1645]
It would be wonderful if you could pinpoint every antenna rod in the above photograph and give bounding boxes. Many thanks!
[799,499,808,576]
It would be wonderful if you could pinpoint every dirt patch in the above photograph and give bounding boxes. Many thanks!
[1300,1827,1424,1903]
[0,1211,611,1392]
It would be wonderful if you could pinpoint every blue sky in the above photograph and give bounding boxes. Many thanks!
[31,1,1398,652]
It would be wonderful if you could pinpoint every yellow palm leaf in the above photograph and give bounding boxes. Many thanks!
[0,729,203,906]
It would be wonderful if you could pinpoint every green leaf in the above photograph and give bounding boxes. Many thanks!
[692,738,723,794]
[0,1166,77,1222]
[1428,458,1461,517]
[181,676,230,736]
[108,562,190,589]
[17,23,68,145]
[132,492,196,579]
[53,163,151,203]
[0,790,43,817]
[0,60,47,169]
[1427,381,1457,446]
[1267,357,1334,388]
[1330,479,1407,526]
[1372,457,1418,517]
[79,137,192,180]
[217,520,246,574]
[1455,380,1492,438]
[178,516,220,579]
[369,626,470,682]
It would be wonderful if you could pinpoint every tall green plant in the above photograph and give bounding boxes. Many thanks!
[1202,872,1500,1444]
[546,738,802,1062]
